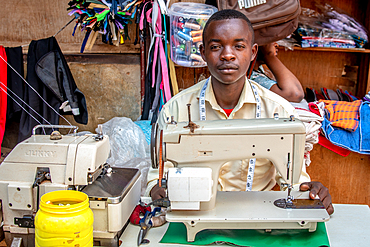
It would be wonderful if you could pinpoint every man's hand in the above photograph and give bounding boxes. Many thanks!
[150,184,166,200]
[300,181,334,215]
[258,42,279,62]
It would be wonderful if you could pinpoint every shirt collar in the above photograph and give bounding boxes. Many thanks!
[198,77,257,112]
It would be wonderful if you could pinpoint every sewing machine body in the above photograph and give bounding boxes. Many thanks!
[153,118,330,241]
[0,131,141,246]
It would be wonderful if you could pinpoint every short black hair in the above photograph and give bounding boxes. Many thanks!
[203,9,255,45]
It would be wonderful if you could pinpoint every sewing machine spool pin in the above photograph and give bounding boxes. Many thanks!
[184,104,199,133]
[93,124,104,141]
[170,116,177,125]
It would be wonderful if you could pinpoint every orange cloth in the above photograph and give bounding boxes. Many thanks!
[320,100,362,131]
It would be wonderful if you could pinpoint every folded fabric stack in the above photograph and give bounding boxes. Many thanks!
[293,101,324,166]
[319,100,370,155]
[302,87,370,156]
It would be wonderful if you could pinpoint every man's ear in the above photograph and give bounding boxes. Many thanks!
[250,43,258,62]
[200,43,206,62]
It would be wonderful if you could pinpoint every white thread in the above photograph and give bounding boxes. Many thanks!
[0,55,73,127]
[0,85,46,135]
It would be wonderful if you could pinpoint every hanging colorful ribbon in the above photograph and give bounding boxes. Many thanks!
[140,0,175,123]
[67,0,143,52]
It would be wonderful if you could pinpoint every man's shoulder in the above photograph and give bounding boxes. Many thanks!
[249,80,296,115]
[166,79,206,105]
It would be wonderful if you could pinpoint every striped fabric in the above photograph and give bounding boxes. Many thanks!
[320,100,362,131]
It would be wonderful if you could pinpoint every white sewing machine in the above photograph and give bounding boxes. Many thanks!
[151,117,330,242]
[0,125,141,247]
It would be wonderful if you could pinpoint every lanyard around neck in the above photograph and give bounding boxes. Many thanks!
[198,77,261,191]
[199,77,261,120]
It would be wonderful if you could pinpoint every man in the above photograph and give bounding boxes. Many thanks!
[146,9,334,215]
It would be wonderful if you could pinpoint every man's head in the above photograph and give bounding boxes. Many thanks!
[202,9,255,45]
[200,9,258,86]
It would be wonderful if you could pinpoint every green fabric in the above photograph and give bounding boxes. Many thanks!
[96,9,110,22]
[160,222,330,247]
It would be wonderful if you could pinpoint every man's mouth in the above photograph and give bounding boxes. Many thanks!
[218,64,238,73]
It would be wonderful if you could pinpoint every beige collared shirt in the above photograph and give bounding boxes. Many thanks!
[145,77,310,196]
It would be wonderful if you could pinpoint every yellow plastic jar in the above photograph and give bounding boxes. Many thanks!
[35,190,94,247]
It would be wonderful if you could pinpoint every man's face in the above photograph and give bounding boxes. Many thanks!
[200,19,258,86]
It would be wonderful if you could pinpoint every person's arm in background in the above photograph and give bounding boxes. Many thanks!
[258,43,304,103]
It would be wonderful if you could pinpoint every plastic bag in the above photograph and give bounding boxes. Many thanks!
[317,3,368,42]
[96,117,150,166]
[294,3,368,48]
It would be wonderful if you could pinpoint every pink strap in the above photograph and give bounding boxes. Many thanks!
[159,39,171,102]
[147,4,171,102]
[142,3,172,102]
[139,2,150,30]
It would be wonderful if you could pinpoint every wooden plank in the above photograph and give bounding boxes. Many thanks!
[307,145,370,206]
[174,66,210,91]
[283,47,370,54]
[357,53,370,96]
[64,54,140,64]
[277,49,359,95]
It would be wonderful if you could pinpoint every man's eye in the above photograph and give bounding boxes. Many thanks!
[236,44,245,49]
[210,45,220,50]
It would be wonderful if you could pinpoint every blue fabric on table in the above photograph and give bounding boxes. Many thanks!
[321,101,370,154]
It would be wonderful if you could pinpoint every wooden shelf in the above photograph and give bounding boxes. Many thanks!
[279,46,370,54]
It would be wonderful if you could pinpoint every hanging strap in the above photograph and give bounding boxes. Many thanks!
[167,43,179,95]
[147,2,171,102]
[199,77,261,191]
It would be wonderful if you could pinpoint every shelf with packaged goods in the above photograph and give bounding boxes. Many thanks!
[278,46,370,54]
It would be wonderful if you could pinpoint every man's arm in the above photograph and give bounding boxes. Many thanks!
[258,43,304,103]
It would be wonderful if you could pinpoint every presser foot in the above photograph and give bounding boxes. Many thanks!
[274,198,325,209]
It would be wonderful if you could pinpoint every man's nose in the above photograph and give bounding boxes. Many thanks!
[220,46,236,61]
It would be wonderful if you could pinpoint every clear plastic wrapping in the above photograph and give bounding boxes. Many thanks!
[169,2,218,67]
[96,117,151,196]
[294,2,368,48]
[96,117,150,166]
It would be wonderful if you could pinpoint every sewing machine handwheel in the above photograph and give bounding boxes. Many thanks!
[151,122,159,168]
